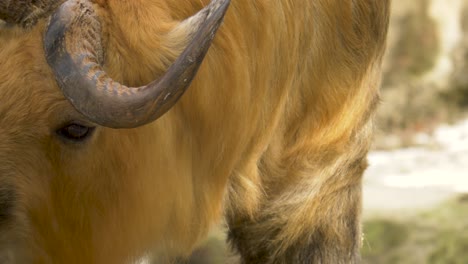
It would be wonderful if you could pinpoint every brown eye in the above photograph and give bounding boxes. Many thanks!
[57,123,95,142]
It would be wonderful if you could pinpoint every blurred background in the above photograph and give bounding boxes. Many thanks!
[186,0,468,263]
[362,0,468,262]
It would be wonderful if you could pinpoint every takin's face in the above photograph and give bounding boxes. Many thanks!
[0,0,230,262]
[0,24,103,261]
[0,37,166,261]
[0,36,172,260]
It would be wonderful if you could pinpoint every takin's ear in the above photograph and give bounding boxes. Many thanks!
[0,0,64,28]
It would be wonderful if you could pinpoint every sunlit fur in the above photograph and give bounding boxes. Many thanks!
[0,0,390,263]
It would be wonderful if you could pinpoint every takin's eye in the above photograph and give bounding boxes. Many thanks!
[56,123,96,142]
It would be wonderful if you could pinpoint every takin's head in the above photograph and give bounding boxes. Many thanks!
[0,0,229,262]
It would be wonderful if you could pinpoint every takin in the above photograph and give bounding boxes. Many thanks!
[0,0,390,263]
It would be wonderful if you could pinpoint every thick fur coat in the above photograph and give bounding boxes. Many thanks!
[0,0,390,263]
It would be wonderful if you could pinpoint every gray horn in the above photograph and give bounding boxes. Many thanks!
[44,0,230,128]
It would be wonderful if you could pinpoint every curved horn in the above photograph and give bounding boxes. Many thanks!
[0,0,62,27]
[45,0,230,128]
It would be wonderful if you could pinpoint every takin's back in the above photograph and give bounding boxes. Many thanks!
[0,0,390,263]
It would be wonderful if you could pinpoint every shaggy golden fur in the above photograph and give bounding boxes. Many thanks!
[0,0,390,263]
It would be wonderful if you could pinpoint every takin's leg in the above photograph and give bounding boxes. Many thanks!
[226,134,371,263]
